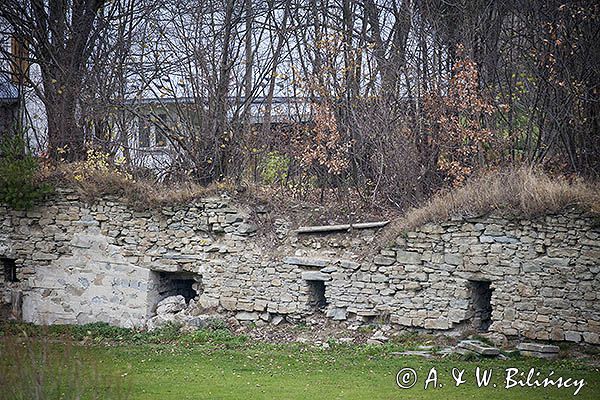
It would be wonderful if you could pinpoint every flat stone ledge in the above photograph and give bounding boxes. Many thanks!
[516,343,559,353]
[148,263,183,273]
[457,340,500,356]
[283,256,331,267]
[301,271,331,281]
[373,255,395,266]
[163,253,206,261]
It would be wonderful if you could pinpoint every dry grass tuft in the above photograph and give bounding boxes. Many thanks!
[381,167,600,243]
[44,163,232,210]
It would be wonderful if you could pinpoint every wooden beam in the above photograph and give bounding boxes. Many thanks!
[296,220,389,234]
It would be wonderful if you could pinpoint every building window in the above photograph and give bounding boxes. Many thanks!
[139,116,150,147]
[155,113,168,147]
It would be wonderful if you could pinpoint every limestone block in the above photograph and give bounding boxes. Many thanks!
[371,273,388,283]
[443,253,463,266]
[284,256,330,267]
[326,307,347,320]
[564,331,582,342]
[390,315,412,326]
[380,249,396,257]
[583,332,600,344]
[373,255,395,266]
[424,318,450,330]
[457,340,500,356]
[237,223,257,234]
[301,271,331,281]
[516,343,559,353]
[396,250,421,265]
[236,301,255,311]
[156,295,186,314]
[448,309,468,323]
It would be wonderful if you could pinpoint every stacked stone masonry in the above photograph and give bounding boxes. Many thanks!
[0,189,598,344]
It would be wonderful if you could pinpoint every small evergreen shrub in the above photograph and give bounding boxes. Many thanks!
[0,135,52,209]
[259,151,290,185]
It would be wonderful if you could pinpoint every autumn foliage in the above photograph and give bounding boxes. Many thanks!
[425,46,497,187]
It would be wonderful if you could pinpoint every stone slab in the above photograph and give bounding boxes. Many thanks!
[457,340,500,356]
[301,271,331,281]
[516,343,559,354]
[283,256,330,267]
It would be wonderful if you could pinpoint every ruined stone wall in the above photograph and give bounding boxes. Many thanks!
[0,189,598,344]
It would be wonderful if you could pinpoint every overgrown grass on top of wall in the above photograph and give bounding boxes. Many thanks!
[45,162,234,210]
[381,167,600,243]
[42,162,600,228]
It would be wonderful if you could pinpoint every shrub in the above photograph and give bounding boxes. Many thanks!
[48,158,232,211]
[259,151,290,185]
[0,135,52,209]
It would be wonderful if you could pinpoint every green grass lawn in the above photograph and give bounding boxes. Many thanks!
[1,323,599,399]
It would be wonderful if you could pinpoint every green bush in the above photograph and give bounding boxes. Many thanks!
[259,151,290,185]
[0,135,52,209]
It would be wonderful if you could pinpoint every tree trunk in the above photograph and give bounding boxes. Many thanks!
[43,68,85,161]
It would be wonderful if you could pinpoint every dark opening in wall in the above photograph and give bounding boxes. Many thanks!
[157,272,201,303]
[469,280,493,332]
[1,257,18,282]
[307,280,327,310]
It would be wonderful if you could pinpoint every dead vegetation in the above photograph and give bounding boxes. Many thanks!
[41,163,390,225]
[42,164,599,238]
[44,163,229,210]
[380,167,600,244]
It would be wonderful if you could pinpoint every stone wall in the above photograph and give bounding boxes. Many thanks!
[1,189,599,344]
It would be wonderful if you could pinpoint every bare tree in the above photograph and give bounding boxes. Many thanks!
[0,0,119,161]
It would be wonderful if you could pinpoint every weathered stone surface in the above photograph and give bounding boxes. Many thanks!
[301,271,331,281]
[444,253,463,266]
[396,250,422,265]
[367,331,389,345]
[516,343,559,353]
[146,314,176,331]
[237,223,257,234]
[225,214,244,224]
[457,340,500,356]
[156,295,186,314]
[283,256,330,267]
[235,311,258,321]
[564,331,582,342]
[187,315,224,329]
[373,255,395,266]
[326,307,347,320]
[424,318,450,330]
[0,191,597,344]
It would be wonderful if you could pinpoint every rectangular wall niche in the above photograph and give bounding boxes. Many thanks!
[469,280,493,332]
[306,280,327,310]
[1,257,18,282]
[156,272,201,303]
